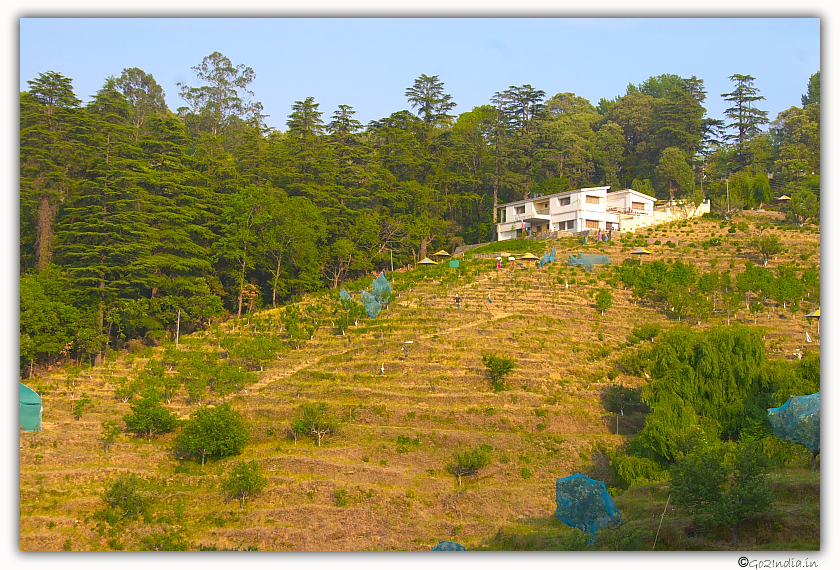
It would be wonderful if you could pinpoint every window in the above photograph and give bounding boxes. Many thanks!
[586,195,601,205]
[515,205,525,215]
[558,196,571,206]
[631,201,646,211]
[566,220,575,230]
[498,208,507,223]
[586,219,600,229]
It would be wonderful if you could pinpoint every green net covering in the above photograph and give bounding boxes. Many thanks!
[432,541,466,551]
[768,392,820,454]
[555,474,622,543]
[568,252,611,272]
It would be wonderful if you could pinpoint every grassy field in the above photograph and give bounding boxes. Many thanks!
[19,209,820,551]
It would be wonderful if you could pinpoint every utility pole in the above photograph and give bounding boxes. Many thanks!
[175,309,181,348]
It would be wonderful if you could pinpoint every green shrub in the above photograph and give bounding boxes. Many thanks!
[482,352,517,391]
[291,402,340,446]
[175,402,249,466]
[630,323,661,342]
[103,473,152,520]
[122,390,178,440]
[334,488,350,507]
[448,444,493,486]
[224,460,267,507]
[610,454,668,489]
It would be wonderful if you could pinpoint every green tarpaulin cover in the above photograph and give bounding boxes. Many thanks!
[20,383,42,431]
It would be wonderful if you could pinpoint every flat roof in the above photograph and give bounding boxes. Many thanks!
[497,186,612,209]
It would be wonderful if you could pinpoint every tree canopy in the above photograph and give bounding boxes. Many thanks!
[19,59,820,373]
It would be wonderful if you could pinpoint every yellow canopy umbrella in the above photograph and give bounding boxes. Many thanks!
[432,249,451,259]
[631,247,653,264]
[805,308,820,333]
[418,257,438,266]
[520,252,539,268]
[777,195,792,201]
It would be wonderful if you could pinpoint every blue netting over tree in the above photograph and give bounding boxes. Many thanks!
[339,287,353,308]
[360,290,382,318]
[768,392,820,454]
[343,273,392,319]
[539,247,558,268]
[432,540,466,551]
[569,252,611,272]
[371,273,392,302]
[555,474,622,543]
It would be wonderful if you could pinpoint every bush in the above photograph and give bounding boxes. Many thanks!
[670,441,774,547]
[103,473,152,520]
[610,454,668,489]
[448,444,493,486]
[123,391,178,440]
[224,460,267,507]
[595,288,613,315]
[140,527,189,551]
[482,352,517,391]
[291,402,340,446]
[72,393,92,420]
[175,402,249,466]
[630,323,661,342]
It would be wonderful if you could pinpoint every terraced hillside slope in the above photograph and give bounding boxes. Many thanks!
[19,210,820,551]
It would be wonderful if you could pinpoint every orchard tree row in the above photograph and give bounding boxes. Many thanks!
[20,52,820,369]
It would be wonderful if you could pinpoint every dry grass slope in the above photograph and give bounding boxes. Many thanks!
[20,210,820,551]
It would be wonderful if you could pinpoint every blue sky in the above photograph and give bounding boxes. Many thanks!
[19,17,820,131]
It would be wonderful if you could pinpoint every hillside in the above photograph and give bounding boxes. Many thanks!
[19,210,821,551]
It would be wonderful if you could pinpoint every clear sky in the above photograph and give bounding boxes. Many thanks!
[19,17,820,131]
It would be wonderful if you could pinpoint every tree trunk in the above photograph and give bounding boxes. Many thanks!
[273,259,282,308]
[35,195,57,271]
[237,252,247,318]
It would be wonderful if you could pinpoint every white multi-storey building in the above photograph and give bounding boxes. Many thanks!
[494,186,709,241]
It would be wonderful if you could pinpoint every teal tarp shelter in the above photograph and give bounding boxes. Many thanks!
[20,383,43,431]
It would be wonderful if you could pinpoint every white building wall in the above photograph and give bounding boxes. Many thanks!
[494,187,704,241]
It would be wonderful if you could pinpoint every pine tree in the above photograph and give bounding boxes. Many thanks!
[20,72,86,272]
[721,74,769,167]
[55,80,151,355]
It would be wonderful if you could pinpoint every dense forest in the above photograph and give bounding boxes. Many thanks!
[19,52,820,371]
